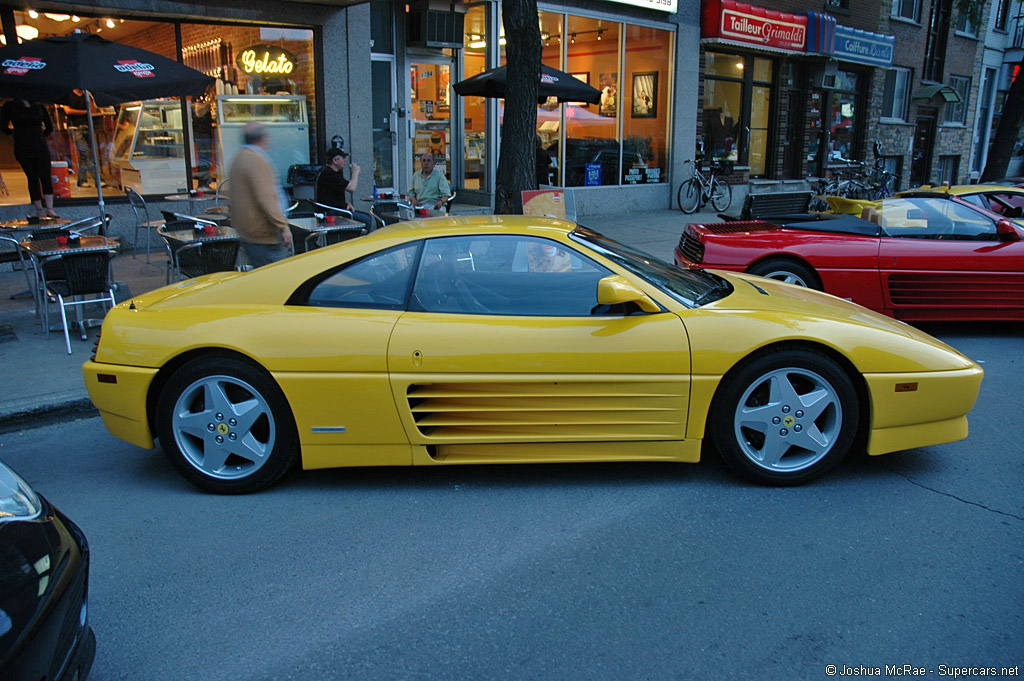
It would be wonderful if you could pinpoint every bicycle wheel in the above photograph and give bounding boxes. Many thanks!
[709,178,733,212]
[678,178,702,214]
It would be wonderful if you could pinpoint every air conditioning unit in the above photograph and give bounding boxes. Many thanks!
[407,3,465,49]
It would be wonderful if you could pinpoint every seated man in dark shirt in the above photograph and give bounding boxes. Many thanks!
[315,147,374,231]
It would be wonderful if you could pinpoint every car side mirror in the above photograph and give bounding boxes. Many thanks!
[996,218,1022,242]
[596,275,660,313]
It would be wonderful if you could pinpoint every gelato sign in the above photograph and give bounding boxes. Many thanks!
[236,45,296,76]
[720,6,806,50]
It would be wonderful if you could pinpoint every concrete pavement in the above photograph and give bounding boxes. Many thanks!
[0,204,722,432]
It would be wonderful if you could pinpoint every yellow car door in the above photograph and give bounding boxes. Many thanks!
[386,234,692,463]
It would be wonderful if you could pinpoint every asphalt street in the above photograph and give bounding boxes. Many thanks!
[1,323,1021,681]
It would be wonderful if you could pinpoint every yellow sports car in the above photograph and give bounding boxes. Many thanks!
[83,216,983,493]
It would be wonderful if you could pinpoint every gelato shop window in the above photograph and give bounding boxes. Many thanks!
[0,13,316,207]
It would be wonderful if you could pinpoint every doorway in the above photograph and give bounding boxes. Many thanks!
[408,59,454,188]
[371,58,397,191]
[910,109,937,187]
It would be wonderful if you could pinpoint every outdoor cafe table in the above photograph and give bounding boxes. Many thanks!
[20,234,120,258]
[1,216,72,235]
[288,215,364,249]
[158,224,239,244]
[18,235,121,333]
[163,192,216,214]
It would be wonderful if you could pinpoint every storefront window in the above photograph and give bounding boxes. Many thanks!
[536,11,564,186]
[827,71,859,163]
[463,4,489,191]
[0,13,317,207]
[702,53,742,163]
[703,51,773,176]
[622,24,672,185]
[564,16,619,187]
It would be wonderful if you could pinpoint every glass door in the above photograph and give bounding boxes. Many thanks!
[371,58,397,191]
[409,59,454,185]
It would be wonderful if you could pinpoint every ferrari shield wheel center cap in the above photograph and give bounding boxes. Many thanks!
[217,423,230,435]
[783,415,796,427]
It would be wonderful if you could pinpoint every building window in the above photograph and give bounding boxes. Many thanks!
[923,0,952,82]
[703,51,773,177]
[994,0,1010,30]
[944,76,970,124]
[955,8,977,36]
[826,0,850,9]
[893,0,920,22]
[938,155,960,185]
[882,67,912,121]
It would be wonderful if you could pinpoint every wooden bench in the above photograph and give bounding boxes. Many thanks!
[718,191,813,221]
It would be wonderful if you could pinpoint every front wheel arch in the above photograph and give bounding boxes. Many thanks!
[706,341,869,484]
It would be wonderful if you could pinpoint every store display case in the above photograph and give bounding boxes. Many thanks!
[215,95,310,183]
[113,99,194,195]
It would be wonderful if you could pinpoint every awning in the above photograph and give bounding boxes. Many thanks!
[913,84,962,103]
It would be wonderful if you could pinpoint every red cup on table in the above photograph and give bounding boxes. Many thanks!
[416,207,430,217]
[196,189,204,197]
[56,235,68,245]
[325,215,336,225]
[203,224,216,235]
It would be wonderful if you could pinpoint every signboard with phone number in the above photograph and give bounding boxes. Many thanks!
[605,0,677,12]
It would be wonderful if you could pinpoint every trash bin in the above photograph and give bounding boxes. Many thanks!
[51,161,71,198]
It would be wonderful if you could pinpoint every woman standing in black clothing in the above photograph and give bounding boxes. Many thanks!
[1,99,58,219]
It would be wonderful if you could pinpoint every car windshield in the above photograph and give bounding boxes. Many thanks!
[571,226,732,307]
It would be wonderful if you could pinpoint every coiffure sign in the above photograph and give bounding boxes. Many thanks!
[703,0,807,52]
[236,45,296,75]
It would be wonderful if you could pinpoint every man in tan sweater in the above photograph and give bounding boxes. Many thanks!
[229,122,292,267]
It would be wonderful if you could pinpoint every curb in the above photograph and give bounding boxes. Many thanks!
[0,397,99,435]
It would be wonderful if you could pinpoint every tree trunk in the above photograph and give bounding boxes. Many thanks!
[981,56,1024,182]
[494,0,541,215]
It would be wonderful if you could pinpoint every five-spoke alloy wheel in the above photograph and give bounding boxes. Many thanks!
[711,349,859,485]
[157,357,298,494]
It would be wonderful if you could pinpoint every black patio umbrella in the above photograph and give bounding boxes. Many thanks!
[0,32,214,217]
[453,64,601,104]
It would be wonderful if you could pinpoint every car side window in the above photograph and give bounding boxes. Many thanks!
[305,243,420,309]
[410,234,612,316]
[881,198,996,240]
[983,192,1024,219]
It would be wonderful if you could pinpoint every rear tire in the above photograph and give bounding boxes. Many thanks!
[678,178,701,214]
[747,258,821,289]
[157,356,298,494]
[710,179,732,212]
[710,349,859,485]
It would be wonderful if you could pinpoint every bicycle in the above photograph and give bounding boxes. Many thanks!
[677,157,733,214]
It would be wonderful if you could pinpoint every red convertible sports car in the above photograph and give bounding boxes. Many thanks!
[674,185,1024,322]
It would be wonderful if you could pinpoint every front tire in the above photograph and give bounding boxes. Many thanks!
[157,356,298,494]
[678,178,701,214]
[710,179,732,212]
[710,349,859,485]
[747,258,821,289]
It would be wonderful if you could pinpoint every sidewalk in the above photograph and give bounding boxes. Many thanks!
[0,205,723,431]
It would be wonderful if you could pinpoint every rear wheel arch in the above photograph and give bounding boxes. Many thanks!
[745,255,823,290]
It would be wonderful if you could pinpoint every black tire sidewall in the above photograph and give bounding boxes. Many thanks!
[710,349,858,486]
[156,356,298,494]
[680,178,701,213]
[747,258,820,290]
